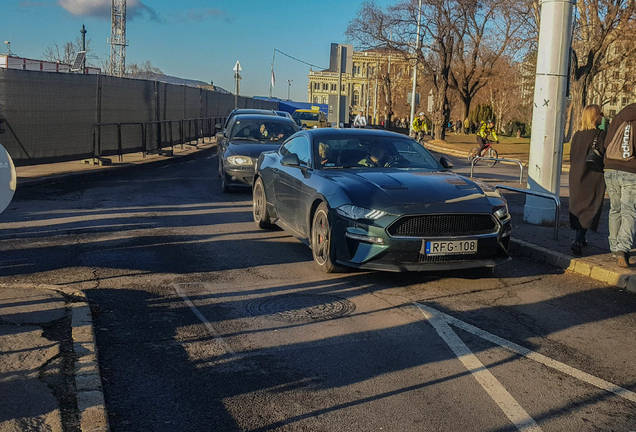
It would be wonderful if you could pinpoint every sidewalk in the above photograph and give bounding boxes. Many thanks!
[0,284,108,432]
[425,140,636,293]
[1,139,215,432]
[16,139,215,188]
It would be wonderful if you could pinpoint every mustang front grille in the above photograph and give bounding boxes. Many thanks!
[387,214,497,237]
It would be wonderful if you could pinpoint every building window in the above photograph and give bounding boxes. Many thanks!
[612,97,618,105]
[323,97,328,104]
[610,109,617,117]
[614,71,620,80]
[314,96,320,103]
[623,97,628,105]
[331,83,336,91]
[353,90,360,107]
[313,82,319,90]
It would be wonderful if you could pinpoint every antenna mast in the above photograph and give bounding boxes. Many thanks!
[108,0,128,77]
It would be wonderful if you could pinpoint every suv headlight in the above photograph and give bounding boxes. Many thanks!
[336,205,387,221]
[227,155,253,166]
[494,204,510,221]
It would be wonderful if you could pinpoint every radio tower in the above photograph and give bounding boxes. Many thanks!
[108,0,127,77]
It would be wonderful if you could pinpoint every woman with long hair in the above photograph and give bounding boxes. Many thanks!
[568,104,606,256]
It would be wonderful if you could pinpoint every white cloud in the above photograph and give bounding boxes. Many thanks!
[57,0,160,21]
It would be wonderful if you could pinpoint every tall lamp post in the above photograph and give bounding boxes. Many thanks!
[80,25,87,73]
[287,79,293,101]
[523,0,576,225]
[409,0,423,136]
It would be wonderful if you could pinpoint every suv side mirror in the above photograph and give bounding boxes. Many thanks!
[215,131,225,141]
[215,123,223,130]
[281,153,301,167]
[440,156,453,169]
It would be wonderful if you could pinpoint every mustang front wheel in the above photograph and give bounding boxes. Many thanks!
[311,203,343,273]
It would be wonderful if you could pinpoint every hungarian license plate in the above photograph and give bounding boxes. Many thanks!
[423,239,478,256]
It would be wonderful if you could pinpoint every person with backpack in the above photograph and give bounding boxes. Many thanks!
[568,105,606,256]
[603,103,636,267]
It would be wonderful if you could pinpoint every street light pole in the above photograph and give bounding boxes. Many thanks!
[409,0,422,136]
[287,79,293,101]
[523,0,576,225]
[80,24,87,73]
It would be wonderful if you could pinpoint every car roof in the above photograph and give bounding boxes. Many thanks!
[294,109,320,113]
[231,109,276,115]
[231,114,297,122]
[300,128,407,139]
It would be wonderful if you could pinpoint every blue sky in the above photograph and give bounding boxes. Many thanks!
[3,0,391,101]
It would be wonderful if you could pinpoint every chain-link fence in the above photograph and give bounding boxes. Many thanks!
[0,69,278,165]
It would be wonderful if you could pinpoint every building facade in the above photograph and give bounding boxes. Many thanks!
[307,49,417,125]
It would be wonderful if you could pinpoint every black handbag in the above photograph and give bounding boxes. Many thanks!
[585,130,604,172]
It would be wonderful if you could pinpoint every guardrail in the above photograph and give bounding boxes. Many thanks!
[92,117,225,161]
[495,185,561,240]
[470,157,525,184]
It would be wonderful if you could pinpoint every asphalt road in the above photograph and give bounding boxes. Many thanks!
[1,147,635,431]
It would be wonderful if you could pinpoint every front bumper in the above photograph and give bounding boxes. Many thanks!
[224,165,255,187]
[331,212,512,272]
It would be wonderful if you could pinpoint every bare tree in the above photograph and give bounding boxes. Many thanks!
[450,0,530,121]
[43,37,98,67]
[126,61,163,80]
[566,0,636,137]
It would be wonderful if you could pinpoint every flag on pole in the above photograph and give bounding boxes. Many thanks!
[271,64,276,88]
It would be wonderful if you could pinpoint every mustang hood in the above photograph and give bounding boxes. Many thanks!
[227,141,282,159]
[323,169,502,213]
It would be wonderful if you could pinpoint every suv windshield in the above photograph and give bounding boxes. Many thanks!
[315,136,441,170]
[229,120,298,143]
[293,112,320,121]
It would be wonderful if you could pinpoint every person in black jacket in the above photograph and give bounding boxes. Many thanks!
[568,105,606,256]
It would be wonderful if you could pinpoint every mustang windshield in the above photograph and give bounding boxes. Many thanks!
[315,136,441,169]
[229,120,297,143]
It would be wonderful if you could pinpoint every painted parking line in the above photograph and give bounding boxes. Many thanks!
[417,303,542,431]
[172,283,237,357]
[415,303,636,405]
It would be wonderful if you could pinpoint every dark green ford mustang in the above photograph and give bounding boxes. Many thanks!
[252,128,511,272]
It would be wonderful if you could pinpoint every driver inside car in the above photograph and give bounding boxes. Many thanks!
[259,123,284,141]
[358,144,401,167]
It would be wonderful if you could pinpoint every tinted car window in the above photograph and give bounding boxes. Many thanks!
[314,136,441,169]
[229,120,298,142]
[293,112,320,121]
[281,136,312,166]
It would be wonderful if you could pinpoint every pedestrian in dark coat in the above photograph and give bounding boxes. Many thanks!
[568,104,606,256]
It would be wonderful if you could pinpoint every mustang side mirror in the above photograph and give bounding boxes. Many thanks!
[281,153,301,167]
[440,156,453,169]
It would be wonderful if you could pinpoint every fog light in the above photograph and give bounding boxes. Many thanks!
[345,232,384,244]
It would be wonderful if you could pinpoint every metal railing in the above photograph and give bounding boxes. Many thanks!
[495,185,561,240]
[92,117,225,161]
[470,157,525,184]
[93,122,145,162]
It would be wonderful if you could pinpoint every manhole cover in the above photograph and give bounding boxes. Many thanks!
[247,294,355,322]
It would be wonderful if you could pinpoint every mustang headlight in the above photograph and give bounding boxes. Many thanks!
[336,205,387,221]
[494,204,510,221]
[226,155,253,166]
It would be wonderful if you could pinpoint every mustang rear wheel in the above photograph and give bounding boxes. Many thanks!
[253,178,273,229]
[311,203,343,273]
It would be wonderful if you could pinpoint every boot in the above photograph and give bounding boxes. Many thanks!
[617,252,630,268]
[570,241,583,256]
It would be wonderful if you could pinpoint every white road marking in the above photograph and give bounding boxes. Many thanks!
[417,304,542,431]
[415,303,636,404]
[172,283,237,356]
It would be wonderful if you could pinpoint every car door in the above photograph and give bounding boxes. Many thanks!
[274,135,313,235]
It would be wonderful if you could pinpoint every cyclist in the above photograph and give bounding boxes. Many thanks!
[477,119,499,157]
[412,112,428,142]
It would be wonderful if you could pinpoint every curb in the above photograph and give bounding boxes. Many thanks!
[509,239,636,293]
[17,141,216,189]
[0,284,110,432]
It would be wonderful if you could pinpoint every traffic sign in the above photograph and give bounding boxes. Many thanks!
[233,61,242,72]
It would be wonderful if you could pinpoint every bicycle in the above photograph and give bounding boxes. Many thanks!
[468,140,498,167]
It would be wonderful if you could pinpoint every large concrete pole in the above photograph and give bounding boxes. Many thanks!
[523,0,576,225]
